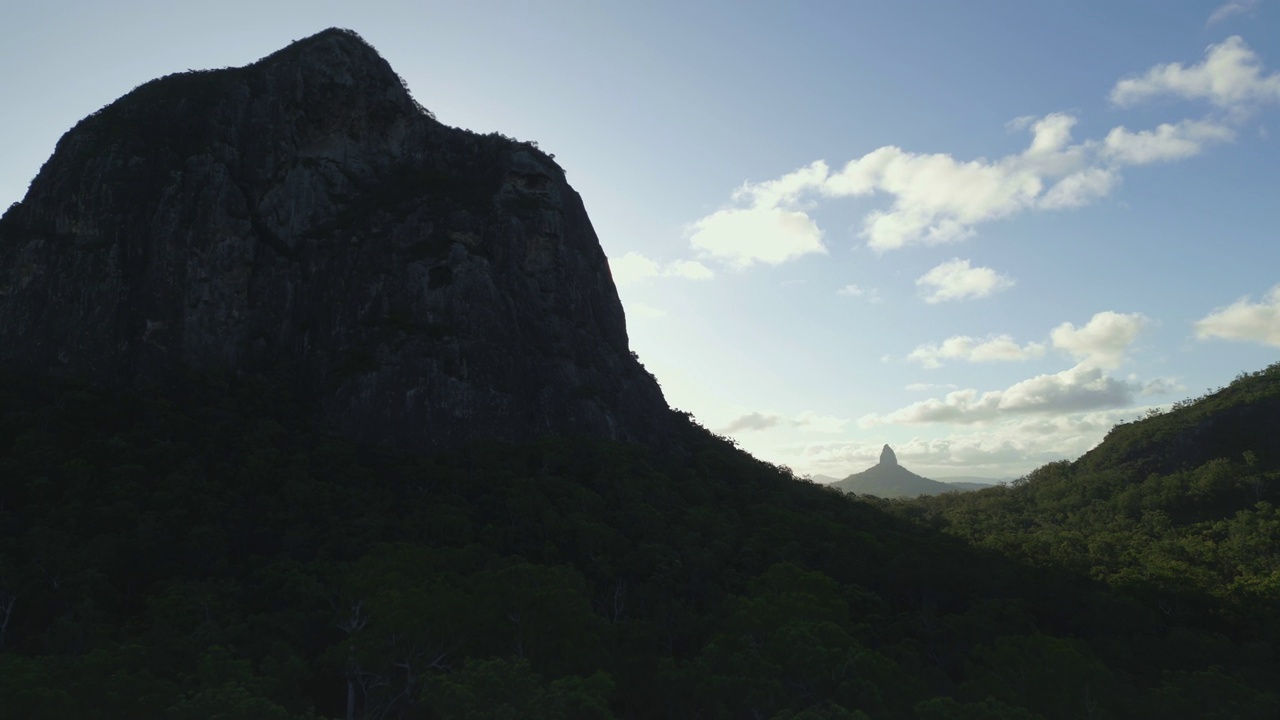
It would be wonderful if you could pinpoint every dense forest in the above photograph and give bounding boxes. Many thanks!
[1,363,1278,718]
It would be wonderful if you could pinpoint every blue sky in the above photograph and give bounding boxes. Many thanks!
[3,1,1278,479]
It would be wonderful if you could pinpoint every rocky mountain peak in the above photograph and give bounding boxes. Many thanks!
[880,444,898,466]
[0,29,673,452]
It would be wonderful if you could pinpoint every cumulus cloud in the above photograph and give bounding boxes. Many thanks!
[801,406,1152,477]
[1110,36,1280,112]
[683,40,1279,262]
[1038,167,1119,209]
[1194,285,1280,346]
[865,311,1148,428]
[861,364,1142,427]
[684,113,1115,256]
[823,114,1102,250]
[609,252,714,286]
[686,162,829,268]
[1138,376,1186,396]
[1050,311,1147,369]
[907,335,1047,368]
[721,412,786,433]
[916,259,1015,303]
[1103,119,1235,164]
[610,252,662,285]
[721,410,849,435]
[686,111,1161,256]
[1208,0,1260,24]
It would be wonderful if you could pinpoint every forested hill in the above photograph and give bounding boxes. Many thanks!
[885,361,1280,716]
[2,368,1279,719]
[1076,363,1280,477]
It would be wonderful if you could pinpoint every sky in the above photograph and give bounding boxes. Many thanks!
[3,0,1279,480]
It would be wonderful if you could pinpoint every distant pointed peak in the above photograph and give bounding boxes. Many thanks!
[879,444,898,466]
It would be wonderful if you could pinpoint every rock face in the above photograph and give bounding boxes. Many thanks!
[879,444,897,466]
[0,28,673,450]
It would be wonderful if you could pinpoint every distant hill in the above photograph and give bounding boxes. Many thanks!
[942,481,997,491]
[931,475,1003,490]
[832,445,987,498]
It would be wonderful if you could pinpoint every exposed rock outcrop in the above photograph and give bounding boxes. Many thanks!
[0,28,673,451]
[879,444,897,466]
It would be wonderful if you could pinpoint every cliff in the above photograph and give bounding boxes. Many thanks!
[0,28,673,450]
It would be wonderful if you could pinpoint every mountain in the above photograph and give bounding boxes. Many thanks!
[831,444,984,498]
[2,28,1279,720]
[1075,364,1280,478]
[0,28,671,452]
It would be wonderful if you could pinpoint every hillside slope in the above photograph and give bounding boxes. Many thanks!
[890,362,1280,718]
[1,370,1278,719]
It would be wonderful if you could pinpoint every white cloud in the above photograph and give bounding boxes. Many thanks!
[1137,376,1186,396]
[823,114,1114,250]
[685,113,1105,256]
[686,206,826,268]
[690,111,1162,256]
[1038,167,1119,209]
[610,252,661,286]
[907,335,1047,368]
[720,410,849,435]
[721,412,786,433]
[862,311,1148,429]
[1194,285,1280,346]
[665,259,715,280]
[1050,311,1146,369]
[609,251,714,286]
[1103,119,1235,164]
[800,406,1150,477]
[1110,36,1280,112]
[916,259,1014,303]
[837,284,865,297]
[1208,0,1260,25]
[861,363,1143,426]
[686,162,829,268]
[686,40,1275,260]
